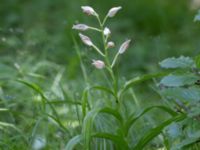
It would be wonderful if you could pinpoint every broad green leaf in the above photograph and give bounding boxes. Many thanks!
[159,56,194,69]
[65,135,82,150]
[124,106,177,136]
[160,74,198,87]
[133,114,186,150]
[161,87,200,102]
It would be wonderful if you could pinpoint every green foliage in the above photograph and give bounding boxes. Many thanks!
[1,1,200,150]
[158,54,200,149]
[159,56,195,69]
[160,74,198,87]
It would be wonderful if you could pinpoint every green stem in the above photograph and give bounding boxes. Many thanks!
[89,27,101,32]
[96,16,119,103]
[111,52,120,68]
[92,45,105,57]
[102,15,108,26]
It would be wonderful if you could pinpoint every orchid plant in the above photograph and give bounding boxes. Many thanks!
[72,6,131,104]
[66,6,187,150]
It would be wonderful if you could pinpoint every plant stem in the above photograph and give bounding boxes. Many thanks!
[111,52,120,68]
[92,45,105,57]
[96,16,119,103]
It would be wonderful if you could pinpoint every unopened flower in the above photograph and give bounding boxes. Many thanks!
[92,60,105,69]
[81,6,98,16]
[107,41,115,48]
[118,39,131,54]
[79,33,93,46]
[103,27,111,36]
[107,6,122,18]
[72,24,89,31]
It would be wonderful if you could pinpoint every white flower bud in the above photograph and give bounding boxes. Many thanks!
[92,60,105,69]
[107,6,122,18]
[107,41,115,48]
[72,24,89,31]
[79,33,93,46]
[81,6,98,16]
[118,39,131,54]
[103,27,111,36]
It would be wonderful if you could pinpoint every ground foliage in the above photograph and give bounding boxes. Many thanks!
[0,1,200,150]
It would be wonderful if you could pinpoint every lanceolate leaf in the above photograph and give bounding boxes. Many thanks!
[119,71,171,97]
[82,107,124,150]
[99,107,123,124]
[160,74,199,87]
[92,132,129,150]
[65,135,82,150]
[133,114,186,150]
[16,79,69,133]
[82,88,89,118]
[159,56,194,69]
[124,106,177,136]
[90,86,116,98]
[82,109,99,150]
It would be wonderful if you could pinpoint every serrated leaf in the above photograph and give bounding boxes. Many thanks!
[161,87,200,102]
[159,56,194,69]
[160,74,198,87]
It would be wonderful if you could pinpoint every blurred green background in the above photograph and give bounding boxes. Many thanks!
[1,0,200,79]
[0,0,200,149]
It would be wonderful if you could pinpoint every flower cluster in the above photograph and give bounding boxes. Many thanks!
[72,6,131,69]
